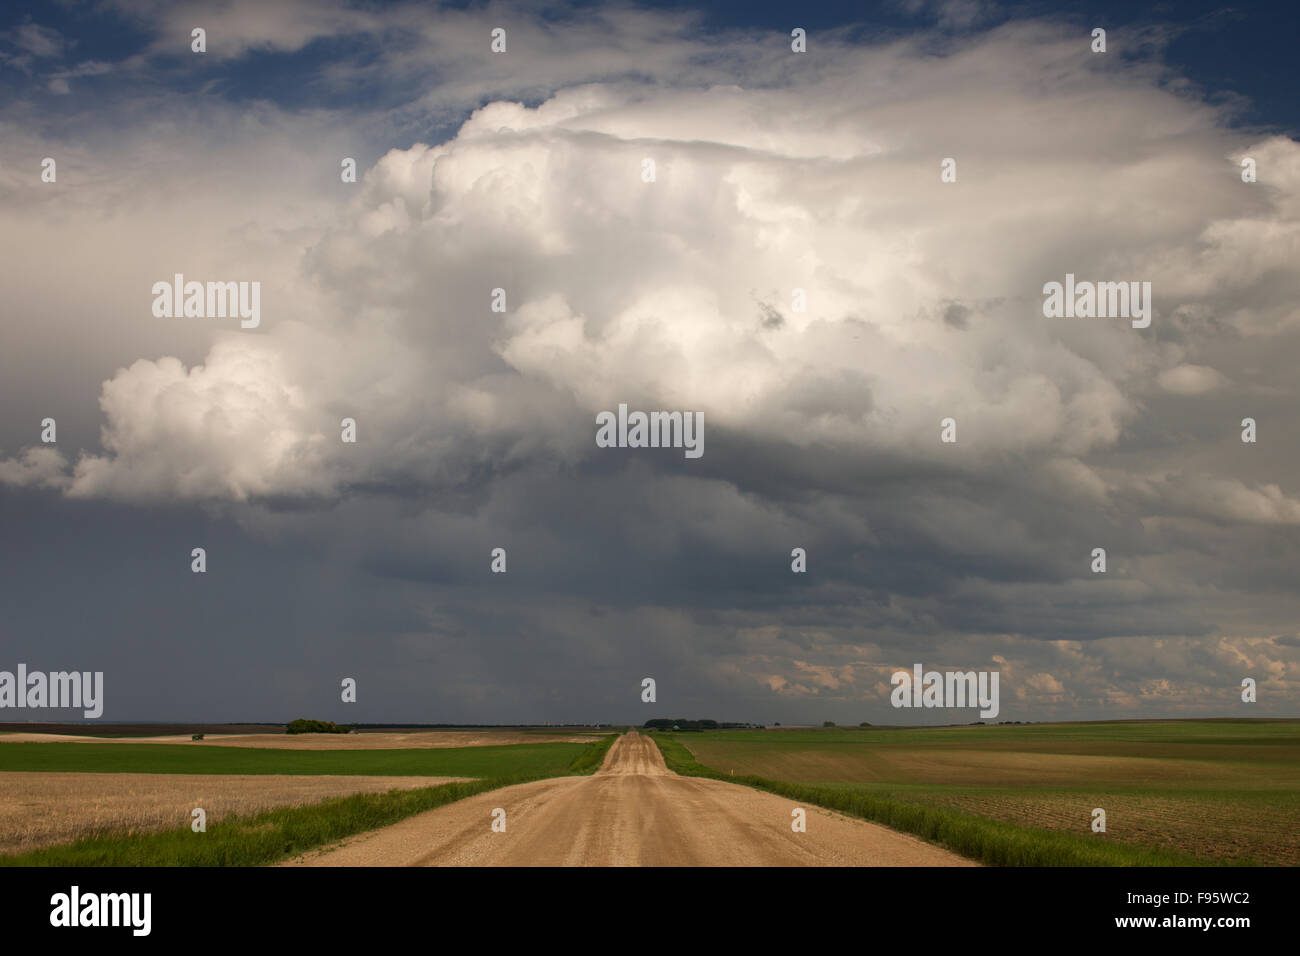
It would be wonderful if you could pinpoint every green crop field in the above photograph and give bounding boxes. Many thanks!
[657,720,1300,866]
[0,740,594,778]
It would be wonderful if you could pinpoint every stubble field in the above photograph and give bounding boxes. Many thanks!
[0,771,464,855]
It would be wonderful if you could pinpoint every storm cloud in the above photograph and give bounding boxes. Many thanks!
[1,2,1296,723]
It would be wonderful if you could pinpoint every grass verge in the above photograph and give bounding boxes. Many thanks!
[1,733,621,866]
[649,732,1215,867]
[564,729,620,774]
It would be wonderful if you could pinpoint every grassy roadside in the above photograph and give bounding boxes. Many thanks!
[1,733,621,867]
[565,729,621,774]
[649,732,1214,867]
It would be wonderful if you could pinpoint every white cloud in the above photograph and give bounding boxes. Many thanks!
[0,446,69,490]
[66,339,332,502]
[1157,363,1228,394]
[13,23,65,58]
[110,0,381,61]
[0,14,1295,714]
[1133,475,1300,526]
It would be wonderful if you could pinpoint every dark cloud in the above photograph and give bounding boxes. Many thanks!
[1,4,1297,724]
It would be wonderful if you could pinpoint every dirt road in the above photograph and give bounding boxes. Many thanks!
[283,731,975,866]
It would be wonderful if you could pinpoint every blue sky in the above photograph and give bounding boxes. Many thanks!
[4,2,1298,130]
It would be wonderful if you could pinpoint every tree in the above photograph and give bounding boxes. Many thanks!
[286,718,349,735]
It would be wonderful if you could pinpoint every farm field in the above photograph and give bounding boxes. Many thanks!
[0,730,606,749]
[0,771,465,856]
[669,720,1300,865]
[0,732,620,865]
[0,739,599,777]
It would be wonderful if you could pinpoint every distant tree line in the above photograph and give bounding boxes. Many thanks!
[286,718,350,734]
[642,719,766,731]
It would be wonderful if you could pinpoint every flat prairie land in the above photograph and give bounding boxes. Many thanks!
[0,731,605,749]
[674,720,1300,865]
[0,771,463,856]
[1,734,621,866]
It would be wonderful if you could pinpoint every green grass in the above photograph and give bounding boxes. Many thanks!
[1,733,620,867]
[649,732,1220,867]
[566,731,620,774]
[0,740,597,777]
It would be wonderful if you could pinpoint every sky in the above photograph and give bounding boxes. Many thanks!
[1,0,1297,725]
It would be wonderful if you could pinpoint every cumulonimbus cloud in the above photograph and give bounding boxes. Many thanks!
[2,10,1298,719]
[7,21,1292,511]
